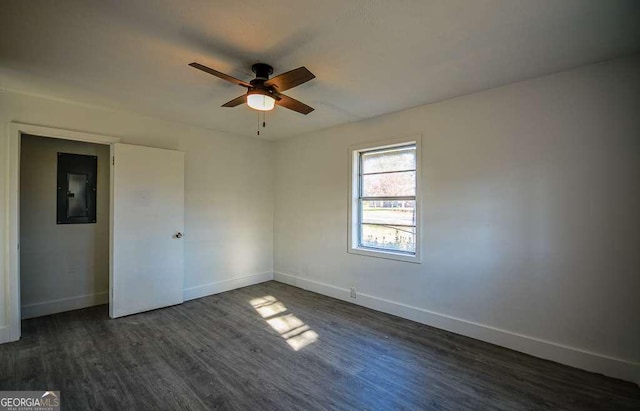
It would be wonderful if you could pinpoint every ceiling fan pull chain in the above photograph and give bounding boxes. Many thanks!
[257,111,260,136]
[263,111,266,128]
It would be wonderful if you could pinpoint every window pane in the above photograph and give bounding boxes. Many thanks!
[362,146,415,174]
[362,200,415,226]
[362,171,415,197]
[360,224,416,253]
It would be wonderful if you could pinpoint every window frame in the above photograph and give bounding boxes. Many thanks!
[348,136,422,263]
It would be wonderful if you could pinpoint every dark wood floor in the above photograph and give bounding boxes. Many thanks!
[1,281,638,410]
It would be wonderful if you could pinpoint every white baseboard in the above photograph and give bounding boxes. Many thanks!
[183,271,274,301]
[274,271,640,385]
[7,273,272,339]
[21,291,109,319]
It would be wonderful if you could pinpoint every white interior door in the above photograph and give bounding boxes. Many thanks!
[111,143,184,318]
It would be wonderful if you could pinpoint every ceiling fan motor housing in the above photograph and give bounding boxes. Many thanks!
[250,63,278,99]
[252,63,274,81]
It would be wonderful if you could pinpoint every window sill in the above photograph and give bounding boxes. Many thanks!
[348,246,422,264]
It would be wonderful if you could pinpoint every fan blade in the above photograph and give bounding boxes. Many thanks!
[221,94,247,107]
[264,67,315,92]
[189,62,251,87]
[276,93,314,114]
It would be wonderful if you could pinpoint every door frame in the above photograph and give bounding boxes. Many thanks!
[3,122,120,343]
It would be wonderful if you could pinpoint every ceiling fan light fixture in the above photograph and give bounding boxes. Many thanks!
[247,92,275,111]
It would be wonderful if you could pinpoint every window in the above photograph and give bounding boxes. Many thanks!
[349,137,421,263]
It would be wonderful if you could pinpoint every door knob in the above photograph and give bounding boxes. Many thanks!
[175,232,183,239]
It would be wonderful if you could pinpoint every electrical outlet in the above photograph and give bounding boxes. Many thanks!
[350,287,357,299]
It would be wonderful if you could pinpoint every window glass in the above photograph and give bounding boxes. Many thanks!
[361,200,416,226]
[361,224,416,253]
[361,146,416,174]
[356,143,417,255]
[362,171,416,197]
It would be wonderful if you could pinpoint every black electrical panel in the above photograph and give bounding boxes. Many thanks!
[57,153,97,224]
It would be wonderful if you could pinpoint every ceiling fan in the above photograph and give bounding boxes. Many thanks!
[189,62,316,114]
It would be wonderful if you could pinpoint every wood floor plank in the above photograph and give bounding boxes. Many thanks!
[0,281,638,410]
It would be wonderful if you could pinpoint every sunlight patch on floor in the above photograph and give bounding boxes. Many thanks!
[250,295,318,351]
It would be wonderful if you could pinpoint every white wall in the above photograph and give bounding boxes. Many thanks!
[273,55,640,382]
[20,136,110,318]
[0,89,274,330]
[1,55,638,383]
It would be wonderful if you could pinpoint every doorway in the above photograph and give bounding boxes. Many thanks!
[19,134,110,319]
[2,123,119,344]
[3,123,185,344]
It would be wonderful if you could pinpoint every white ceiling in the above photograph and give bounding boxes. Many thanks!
[1,1,639,140]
